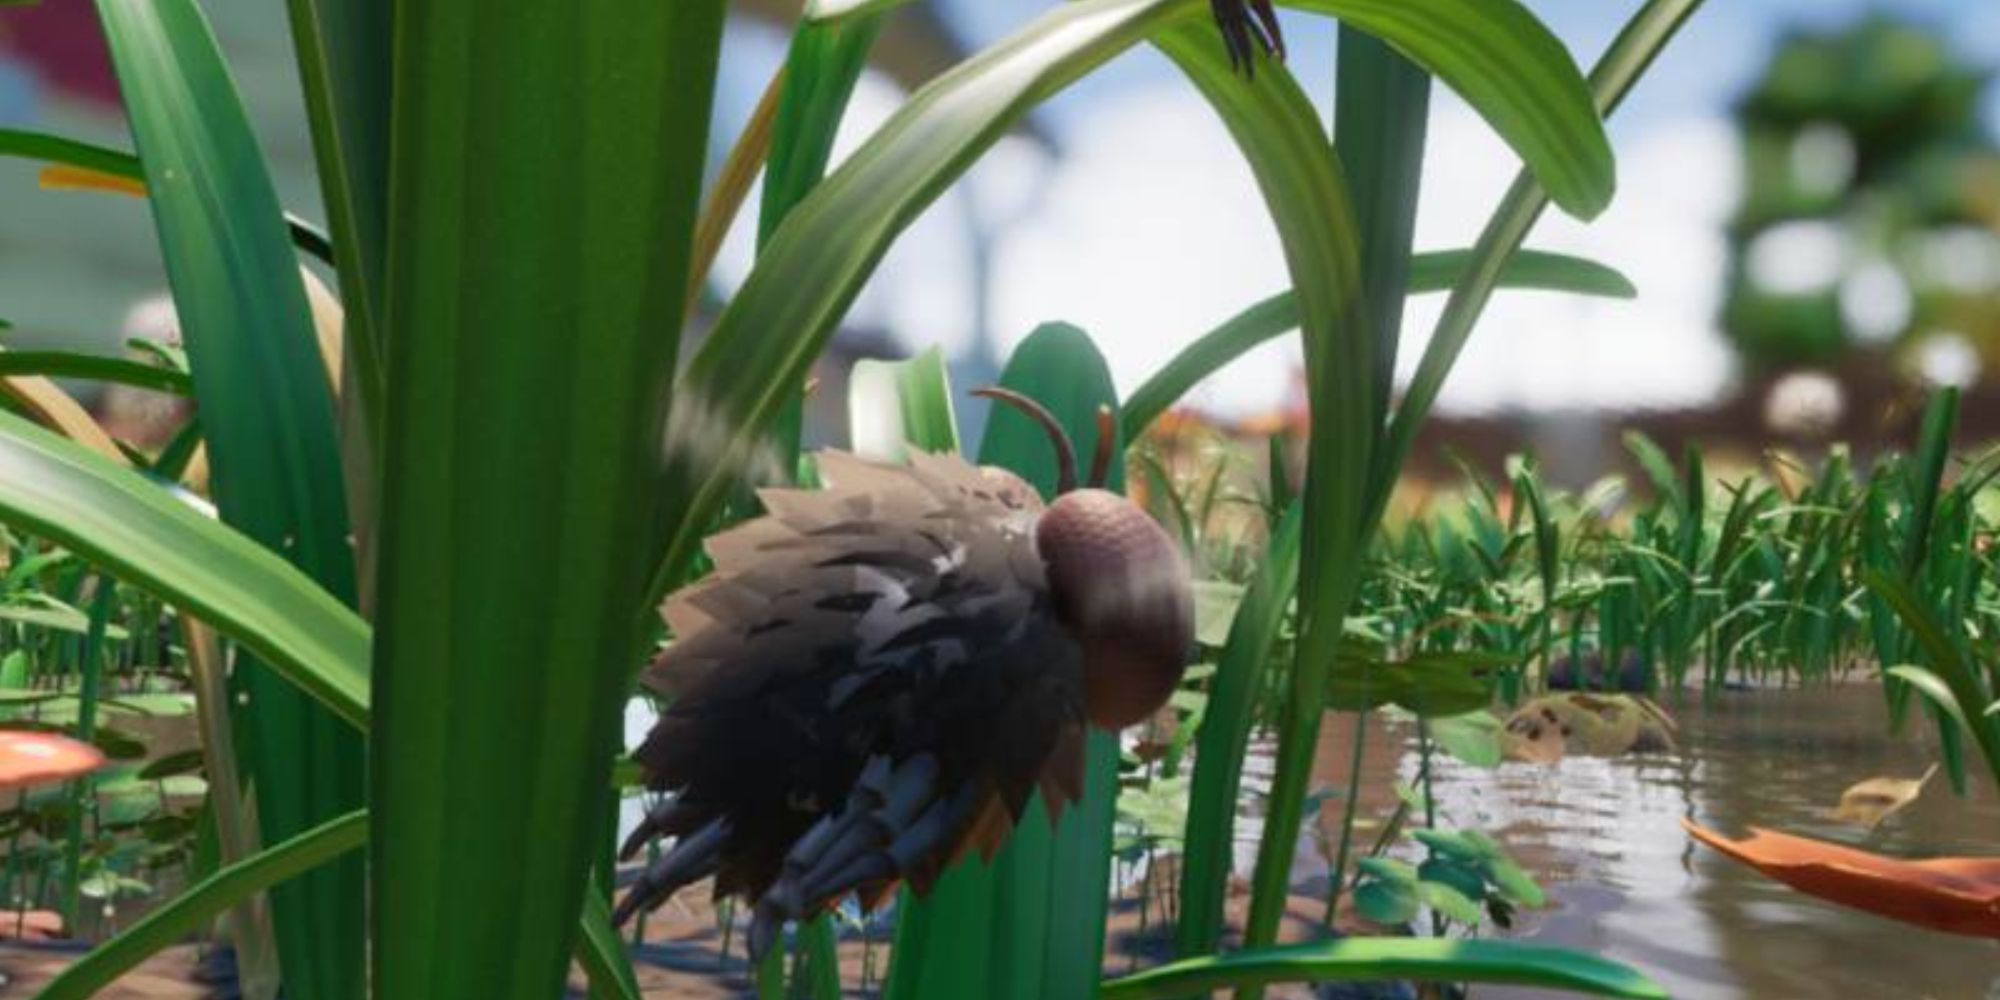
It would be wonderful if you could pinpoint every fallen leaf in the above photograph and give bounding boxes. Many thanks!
[1830,764,1936,829]
[1683,819,2000,938]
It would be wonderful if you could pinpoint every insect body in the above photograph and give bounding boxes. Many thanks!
[616,391,1193,957]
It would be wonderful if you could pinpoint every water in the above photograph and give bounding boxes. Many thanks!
[1306,685,2000,999]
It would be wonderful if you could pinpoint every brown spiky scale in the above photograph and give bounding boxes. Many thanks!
[621,450,1122,947]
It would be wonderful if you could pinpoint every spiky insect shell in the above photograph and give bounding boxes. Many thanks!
[619,446,1193,956]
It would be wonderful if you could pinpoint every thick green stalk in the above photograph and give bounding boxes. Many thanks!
[372,4,724,999]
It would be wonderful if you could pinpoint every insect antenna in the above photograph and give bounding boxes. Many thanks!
[972,387,1078,494]
[1087,405,1116,489]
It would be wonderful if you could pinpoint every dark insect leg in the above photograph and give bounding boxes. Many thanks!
[748,754,953,959]
[1210,0,1286,75]
[618,795,695,862]
[611,816,732,926]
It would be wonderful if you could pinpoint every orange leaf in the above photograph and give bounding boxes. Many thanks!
[1683,819,2000,938]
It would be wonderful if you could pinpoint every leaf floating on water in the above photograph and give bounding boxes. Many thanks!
[1502,694,1677,763]
[1830,764,1937,829]
[1683,819,2000,939]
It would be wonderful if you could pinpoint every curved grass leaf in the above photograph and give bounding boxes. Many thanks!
[1121,250,1633,441]
[1152,20,1376,966]
[36,809,367,1000]
[1287,0,1611,219]
[0,350,193,395]
[0,410,369,726]
[1100,939,1668,1000]
[648,0,1618,610]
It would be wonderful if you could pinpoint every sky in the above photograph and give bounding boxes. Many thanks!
[709,1,2000,419]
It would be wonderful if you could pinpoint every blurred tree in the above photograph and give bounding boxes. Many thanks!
[1723,14,2000,387]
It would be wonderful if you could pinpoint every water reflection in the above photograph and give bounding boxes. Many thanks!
[1309,685,2000,999]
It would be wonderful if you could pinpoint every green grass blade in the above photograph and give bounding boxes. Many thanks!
[1376,0,1706,524]
[282,0,391,430]
[0,351,193,396]
[1337,28,1431,442]
[0,412,369,725]
[1176,503,1303,957]
[1901,388,1959,575]
[760,12,887,475]
[1119,249,1633,442]
[1289,0,1612,219]
[1100,939,1668,1000]
[371,3,725,999]
[93,2,367,992]
[36,809,367,1000]
[576,881,646,1000]
[1861,570,2000,789]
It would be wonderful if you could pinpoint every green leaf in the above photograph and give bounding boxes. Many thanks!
[1121,250,1633,441]
[36,809,366,1000]
[1100,939,1670,999]
[1419,878,1486,924]
[0,411,369,727]
[1353,879,1420,924]
[369,4,726,1000]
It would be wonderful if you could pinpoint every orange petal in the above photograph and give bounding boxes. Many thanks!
[0,730,105,787]
[1683,819,2000,938]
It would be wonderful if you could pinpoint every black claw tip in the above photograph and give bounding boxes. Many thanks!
[1211,0,1286,77]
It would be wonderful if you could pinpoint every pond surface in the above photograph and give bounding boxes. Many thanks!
[1299,684,2000,1000]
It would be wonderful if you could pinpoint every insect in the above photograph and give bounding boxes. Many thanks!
[1211,0,1286,74]
[615,388,1193,958]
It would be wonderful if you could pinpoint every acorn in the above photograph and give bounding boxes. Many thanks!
[614,388,1192,958]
